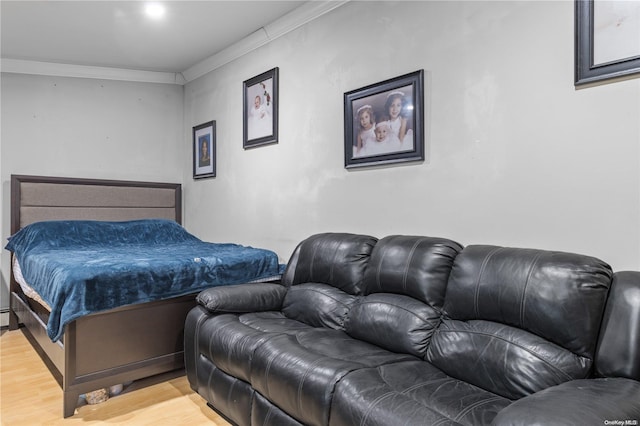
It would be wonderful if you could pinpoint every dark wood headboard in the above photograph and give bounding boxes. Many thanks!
[10,174,182,235]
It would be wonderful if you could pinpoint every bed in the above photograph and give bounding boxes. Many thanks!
[6,174,282,417]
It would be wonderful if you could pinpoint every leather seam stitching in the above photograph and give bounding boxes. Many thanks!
[402,238,422,294]
[474,247,504,318]
[520,252,543,328]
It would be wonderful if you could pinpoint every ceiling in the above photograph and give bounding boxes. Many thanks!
[1,1,342,82]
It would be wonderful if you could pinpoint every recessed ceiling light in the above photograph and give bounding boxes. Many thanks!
[145,3,166,20]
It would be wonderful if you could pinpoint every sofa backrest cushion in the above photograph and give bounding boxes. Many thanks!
[595,271,640,380]
[428,318,593,400]
[428,245,612,399]
[344,235,461,357]
[345,293,441,357]
[282,283,358,330]
[281,233,378,295]
[361,235,463,305]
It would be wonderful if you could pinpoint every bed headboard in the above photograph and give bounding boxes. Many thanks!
[10,175,182,234]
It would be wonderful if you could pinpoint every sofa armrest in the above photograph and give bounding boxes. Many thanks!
[196,283,287,313]
[596,271,640,380]
[491,378,640,426]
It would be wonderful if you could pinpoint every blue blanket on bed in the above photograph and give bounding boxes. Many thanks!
[5,219,284,342]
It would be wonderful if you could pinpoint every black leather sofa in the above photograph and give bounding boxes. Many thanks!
[185,233,640,425]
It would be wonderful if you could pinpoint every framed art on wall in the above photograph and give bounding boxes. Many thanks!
[193,121,216,179]
[575,0,640,86]
[243,67,279,149]
[344,69,424,169]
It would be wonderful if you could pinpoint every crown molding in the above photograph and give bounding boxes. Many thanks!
[181,0,349,83]
[0,1,347,85]
[1,58,186,85]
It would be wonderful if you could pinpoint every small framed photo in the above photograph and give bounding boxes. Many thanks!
[193,121,216,179]
[344,70,424,169]
[575,0,640,86]
[243,67,279,149]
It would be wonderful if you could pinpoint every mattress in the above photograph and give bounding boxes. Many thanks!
[6,219,285,341]
[13,255,51,311]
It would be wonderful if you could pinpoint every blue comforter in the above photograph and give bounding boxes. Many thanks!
[5,219,284,341]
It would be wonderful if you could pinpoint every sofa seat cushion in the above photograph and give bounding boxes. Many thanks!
[250,329,417,426]
[240,311,316,333]
[329,360,511,426]
[491,378,640,426]
[196,312,315,382]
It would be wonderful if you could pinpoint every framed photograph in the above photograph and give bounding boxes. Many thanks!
[575,0,640,86]
[193,121,216,179]
[243,67,279,149]
[344,70,424,169]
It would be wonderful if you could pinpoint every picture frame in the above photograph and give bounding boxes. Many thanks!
[575,0,640,86]
[193,121,216,179]
[344,70,424,169]
[243,67,279,149]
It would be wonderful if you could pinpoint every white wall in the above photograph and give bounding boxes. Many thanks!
[0,73,184,318]
[2,1,639,320]
[183,0,640,271]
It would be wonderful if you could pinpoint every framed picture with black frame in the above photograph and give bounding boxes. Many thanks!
[243,67,279,149]
[344,70,424,169]
[575,0,640,86]
[193,120,216,179]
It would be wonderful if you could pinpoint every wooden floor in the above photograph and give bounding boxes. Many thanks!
[0,328,232,425]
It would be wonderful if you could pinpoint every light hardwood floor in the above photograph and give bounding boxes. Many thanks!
[0,329,232,425]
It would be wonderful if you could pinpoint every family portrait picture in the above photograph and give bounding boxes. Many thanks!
[344,70,424,168]
[193,120,216,179]
[352,85,414,158]
[243,67,279,149]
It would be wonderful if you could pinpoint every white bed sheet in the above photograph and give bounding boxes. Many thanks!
[12,255,52,311]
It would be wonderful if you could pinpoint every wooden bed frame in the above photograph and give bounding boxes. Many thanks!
[8,174,197,418]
